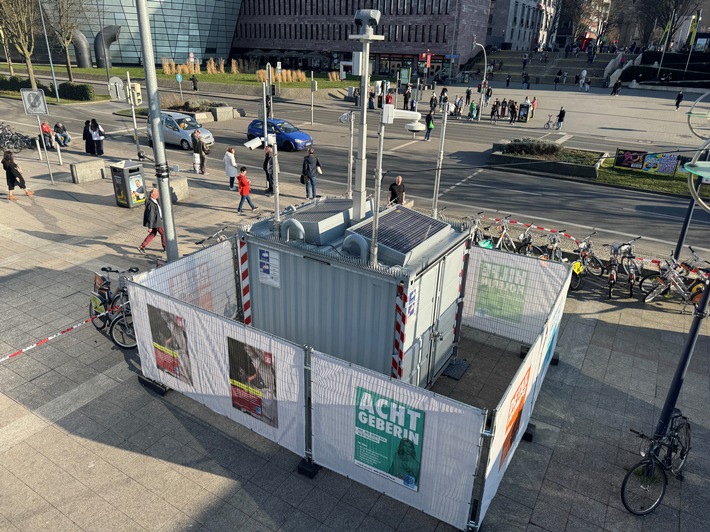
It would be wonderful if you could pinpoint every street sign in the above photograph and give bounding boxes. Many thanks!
[176,73,183,83]
[276,61,282,74]
[20,88,48,115]
[108,77,124,101]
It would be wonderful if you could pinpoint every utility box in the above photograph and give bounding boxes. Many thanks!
[110,160,145,208]
[518,103,530,123]
[239,199,471,388]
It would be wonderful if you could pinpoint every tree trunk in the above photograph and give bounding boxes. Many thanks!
[63,44,74,82]
[24,54,37,89]
[3,42,13,76]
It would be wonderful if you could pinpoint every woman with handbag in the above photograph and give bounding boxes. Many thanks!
[90,118,105,156]
[3,151,34,200]
[301,147,321,199]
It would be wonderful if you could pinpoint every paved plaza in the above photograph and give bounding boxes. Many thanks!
[1,85,709,531]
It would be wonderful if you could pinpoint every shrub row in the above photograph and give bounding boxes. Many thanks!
[0,75,95,101]
[504,137,561,156]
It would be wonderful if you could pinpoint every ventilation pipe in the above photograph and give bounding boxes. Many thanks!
[94,25,121,69]
[71,29,92,68]
[280,219,305,242]
[343,233,369,262]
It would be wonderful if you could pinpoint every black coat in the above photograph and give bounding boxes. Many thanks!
[143,198,163,229]
[83,125,95,154]
[302,154,321,178]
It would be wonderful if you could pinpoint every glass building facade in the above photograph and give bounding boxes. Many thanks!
[79,0,241,65]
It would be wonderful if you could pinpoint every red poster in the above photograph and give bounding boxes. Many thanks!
[499,367,531,471]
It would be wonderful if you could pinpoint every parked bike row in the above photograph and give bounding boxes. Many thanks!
[464,213,710,310]
[0,122,34,153]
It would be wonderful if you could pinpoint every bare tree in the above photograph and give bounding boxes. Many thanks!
[637,0,702,44]
[41,0,91,81]
[546,0,565,49]
[0,0,39,88]
[0,24,15,76]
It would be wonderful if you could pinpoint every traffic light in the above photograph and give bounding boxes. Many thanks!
[270,84,276,96]
[130,83,142,106]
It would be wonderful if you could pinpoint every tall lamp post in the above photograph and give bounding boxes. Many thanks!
[349,9,384,222]
[473,41,487,122]
[38,0,60,103]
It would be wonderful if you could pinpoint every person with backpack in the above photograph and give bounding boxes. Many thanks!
[424,111,434,141]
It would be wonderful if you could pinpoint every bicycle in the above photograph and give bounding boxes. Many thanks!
[89,266,139,349]
[540,230,566,262]
[195,226,229,248]
[543,114,555,129]
[515,224,544,257]
[467,212,494,249]
[643,259,708,311]
[640,247,707,301]
[492,214,516,253]
[604,237,640,299]
[621,409,691,515]
[569,231,605,291]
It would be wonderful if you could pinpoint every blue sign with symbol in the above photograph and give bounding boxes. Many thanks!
[176,74,183,83]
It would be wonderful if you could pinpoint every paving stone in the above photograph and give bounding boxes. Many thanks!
[297,486,340,522]
[323,500,366,532]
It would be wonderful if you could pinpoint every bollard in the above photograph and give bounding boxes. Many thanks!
[56,144,63,166]
[192,153,200,173]
[36,138,43,161]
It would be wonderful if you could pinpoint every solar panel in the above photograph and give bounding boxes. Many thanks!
[353,206,449,254]
[289,199,353,223]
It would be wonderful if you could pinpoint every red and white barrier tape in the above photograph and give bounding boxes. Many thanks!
[1,305,122,363]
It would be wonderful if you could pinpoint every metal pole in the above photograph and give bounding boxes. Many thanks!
[432,103,448,218]
[673,174,703,260]
[653,278,710,438]
[684,10,701,77]
[394,72,399,110]
[267,63,274,118]
[658,10,674,79]
[178,81,183,102]
[136,0,178,261]
[370,120,386,267]
[272,136,282,230]
[477,44,487,122]
[354,40,371,221]
[126,71,141,157]
[36,115,54,184]
[310,70,314,125]
[262,82,268,149]
[347,111,354,199]
[38,0,60,103]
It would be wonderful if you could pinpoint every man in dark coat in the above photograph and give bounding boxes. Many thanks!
[137,188,165,254]
[675,91,684,111]
[301,148,321,199]
[263,145,274,195]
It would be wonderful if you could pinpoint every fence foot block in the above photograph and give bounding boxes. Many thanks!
[138,374,170,396]
[551,352,560,366]
[520,345,530,359]
[523,423,535,442]
[297,459,321,479]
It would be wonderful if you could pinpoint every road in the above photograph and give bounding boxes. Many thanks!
[3,87,708,259]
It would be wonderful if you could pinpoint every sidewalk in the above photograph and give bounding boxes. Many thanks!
[1,110,710,532]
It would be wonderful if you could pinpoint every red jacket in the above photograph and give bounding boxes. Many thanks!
[237,172,250,196]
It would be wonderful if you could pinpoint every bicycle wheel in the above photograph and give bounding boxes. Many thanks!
[620,256,636,276]
[109,314,137,349]
[621,459,667,516]
[639,273,669,295]
[587,256,605,277]
[89,297,108,330]
[644,281,669,303]
[569,272,582,291]
[499,236,516,253]
[670,421,691,475]
[544,122,551,129]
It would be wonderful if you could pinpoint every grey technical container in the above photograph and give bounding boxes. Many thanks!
[238,198,471,388]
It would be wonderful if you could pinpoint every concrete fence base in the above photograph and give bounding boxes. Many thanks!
[70,160,107,183]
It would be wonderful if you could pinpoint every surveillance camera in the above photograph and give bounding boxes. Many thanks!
[354,9,380,29]
[244,137,264,150]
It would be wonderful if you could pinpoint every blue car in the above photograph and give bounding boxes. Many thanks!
[247,119,313,152]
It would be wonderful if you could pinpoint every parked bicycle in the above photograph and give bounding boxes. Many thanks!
[643,258,708,311]
[543,114,555,129]
[515,224,544,257]
[569,231,605,291]
[195,226,229,248]
[621,409,691,515]
[640,247,707,305]
[540,230,566,262]
[604,237,640,299]
[89,266,139,349]
[491,214,516,252]
[468,212,494,249]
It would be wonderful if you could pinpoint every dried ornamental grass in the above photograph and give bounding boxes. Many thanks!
[218,58,225,74]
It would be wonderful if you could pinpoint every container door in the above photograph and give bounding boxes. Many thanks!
[413,264,442,387]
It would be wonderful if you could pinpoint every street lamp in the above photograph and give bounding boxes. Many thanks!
[37,0,60,103]
[432,101,451,218]
[473,41,487,122]
[348,9,384,222]
[338,111,356,199]
[370,104,422,266]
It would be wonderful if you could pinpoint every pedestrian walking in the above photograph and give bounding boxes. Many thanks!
[611,80,622,96]
[90,118,105,156]
[506,74,511,87]
[465,87,472,106]
[137,188,165,254]
[429,92,437,112]
[192,129,209,174]
[83,120,95,155]
[531,97,538,118]
[301,147,321,199]
[191,75,198,92]
[554,75,560,90]
[263,145,274,195]
[485,86,493,107]
[556,107,566,130]
[53,122,71,147]
[490,100,499,123]
[224,146,239,191]
[500,98,508,118]
[509,102,518,124]
[675,90,684,110]
[574,73,580,87]
[236,167,257,213]
[424,111,434,140]
[388,175,406,205]
[385,91,393,105]
[3,151,33,200]
[265,95,272,118]
[403,88,410,110]
[585,78,591,92]
[467,101,477,120]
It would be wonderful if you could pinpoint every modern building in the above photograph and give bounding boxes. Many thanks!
[486,0,557,50]
[77,0,241,65]
[230,0,491,79]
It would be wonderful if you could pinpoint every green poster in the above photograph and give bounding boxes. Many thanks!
[474,261,529,322]
[354,387,425,491]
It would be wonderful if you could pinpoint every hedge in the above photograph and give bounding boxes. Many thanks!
[57,82,95,101]
[0,75,51,93]
[504,137,561,157]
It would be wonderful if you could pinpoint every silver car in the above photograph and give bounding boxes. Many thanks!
[147,111,215,150]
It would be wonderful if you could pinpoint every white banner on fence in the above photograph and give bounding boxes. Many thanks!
[311,352,485,531]
[462,247,570,345]
[133,241,238,318]
[130,283,305,456]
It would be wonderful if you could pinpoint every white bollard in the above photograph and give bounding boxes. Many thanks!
[192,153,200,173]
[56,144,63,165]
[36,138,43,161]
